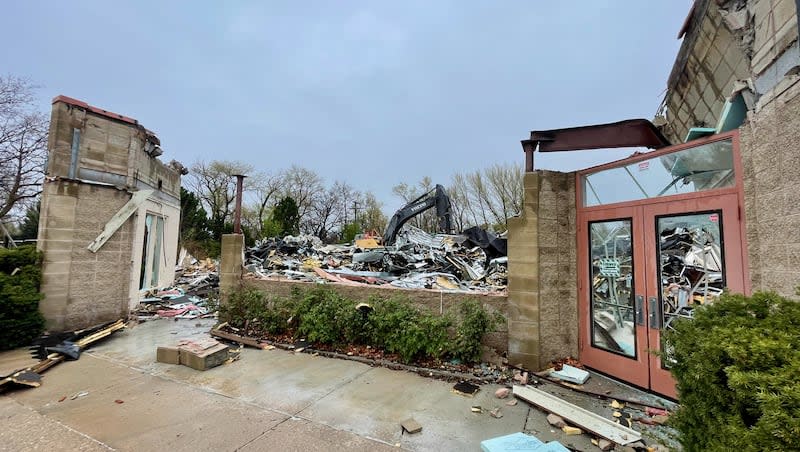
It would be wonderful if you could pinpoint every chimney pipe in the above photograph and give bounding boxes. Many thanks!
[233,174,246,234]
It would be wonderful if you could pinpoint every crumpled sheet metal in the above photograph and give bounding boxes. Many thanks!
[243,228,507,293]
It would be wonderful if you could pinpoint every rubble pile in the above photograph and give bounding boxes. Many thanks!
[132,256,220,321]
[244,225,508,293]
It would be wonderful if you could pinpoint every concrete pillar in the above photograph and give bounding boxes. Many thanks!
[219,234,244,304]
[506,170,578,371]
[506,172,541,370]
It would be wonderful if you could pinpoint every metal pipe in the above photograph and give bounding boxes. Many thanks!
[233,174,246,234]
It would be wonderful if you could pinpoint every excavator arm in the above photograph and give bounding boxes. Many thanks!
[383,184,453,246]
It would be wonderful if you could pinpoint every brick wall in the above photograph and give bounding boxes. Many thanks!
[739,79,800,297]
[38,181,134,330]
[506,170,577,370]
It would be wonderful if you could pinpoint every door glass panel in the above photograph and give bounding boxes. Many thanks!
[583,138,734,206]
[657,211,725,365]
[589,219,636,358]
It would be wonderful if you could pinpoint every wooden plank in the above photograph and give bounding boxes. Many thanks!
[210,328,273,350]
[513,385,642,445]
[87,190,153,252]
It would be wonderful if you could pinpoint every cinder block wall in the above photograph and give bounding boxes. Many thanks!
[235,278,509,354]
[739,79,800,298]
[664,0,750,143]
[38,97,182,331]
[506,170,577,370]
[38,181,134,330]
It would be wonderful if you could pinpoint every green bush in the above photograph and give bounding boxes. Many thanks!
[297,288,355,344]
[663,291,800,451]
[369,297,452,363]
[0,246,45,350]
[220,286,501,365]
[452,299,502,363]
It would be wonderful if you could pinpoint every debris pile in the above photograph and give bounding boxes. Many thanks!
[132,255,219,321]
[244,225,508,293]
[1,320,126,392]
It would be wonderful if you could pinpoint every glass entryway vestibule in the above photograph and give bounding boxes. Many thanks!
[576,133,748,398]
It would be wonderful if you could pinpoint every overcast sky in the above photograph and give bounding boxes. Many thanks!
[2,1,690,213]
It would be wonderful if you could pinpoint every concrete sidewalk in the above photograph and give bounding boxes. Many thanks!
[0,319,531,451]
[0,319,675,451]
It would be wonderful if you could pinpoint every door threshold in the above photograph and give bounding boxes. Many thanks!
[582,366,679,406]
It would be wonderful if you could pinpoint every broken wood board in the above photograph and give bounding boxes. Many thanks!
[210,328,275,350]
[513,385,642,445]
[87,189,153,252]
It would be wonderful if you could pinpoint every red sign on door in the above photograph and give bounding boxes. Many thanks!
[709,213,719,222]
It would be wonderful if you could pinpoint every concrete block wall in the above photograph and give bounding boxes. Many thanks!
[219,234,245,304]
[38,181,134,330]
[506,171,578,370]
[240,277,509,354]
[46,99,180,199]
[739,78,800,298]
[665,0,751,143]
[750,0,798,74]
[38,96,182,331]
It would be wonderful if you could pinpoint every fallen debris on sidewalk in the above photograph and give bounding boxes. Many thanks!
[401,418,423,434]
[156,337,231,371]
[549,364,590,384]
[513,385,643,446]
[0,319,126,392]
[209,323,275,350]
[480,432,569,452]
[452,381,480,397]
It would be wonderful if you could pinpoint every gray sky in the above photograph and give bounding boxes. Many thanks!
[1,1,690,213]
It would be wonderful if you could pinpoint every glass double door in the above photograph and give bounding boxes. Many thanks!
[578,193,745,398]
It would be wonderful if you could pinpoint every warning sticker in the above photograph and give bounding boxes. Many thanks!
[709,213,719,223]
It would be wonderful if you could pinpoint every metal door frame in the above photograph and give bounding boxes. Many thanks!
[575,130,748,396]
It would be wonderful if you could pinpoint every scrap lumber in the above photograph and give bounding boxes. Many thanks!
[513,385,642,446]
[0,319,126,391]
[210,326,273,349]
[532,369,671,411]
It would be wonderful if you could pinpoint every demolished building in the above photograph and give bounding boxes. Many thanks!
[505,0,800,398]
[37,96,184,331]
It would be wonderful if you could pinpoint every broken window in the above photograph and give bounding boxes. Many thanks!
[589,219,636,358]
[140,213,165,289]
[657,211,725,367]
[582,138,735,207]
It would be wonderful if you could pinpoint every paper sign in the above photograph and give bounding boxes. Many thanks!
[638,161,650,171]
[709,213,719,222]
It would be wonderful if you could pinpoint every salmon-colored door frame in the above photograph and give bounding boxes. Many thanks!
[575,130,750,397]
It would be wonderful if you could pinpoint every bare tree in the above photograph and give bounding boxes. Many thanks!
[448,162,523,231]
[0,76,47,222]
[186,160,254,238]
[248,170,282,237]
[280,165,324,224]
[361,192,388,234]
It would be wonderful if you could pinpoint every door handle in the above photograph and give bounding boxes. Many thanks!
[635,295,644,326]
[648,296,661,329]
